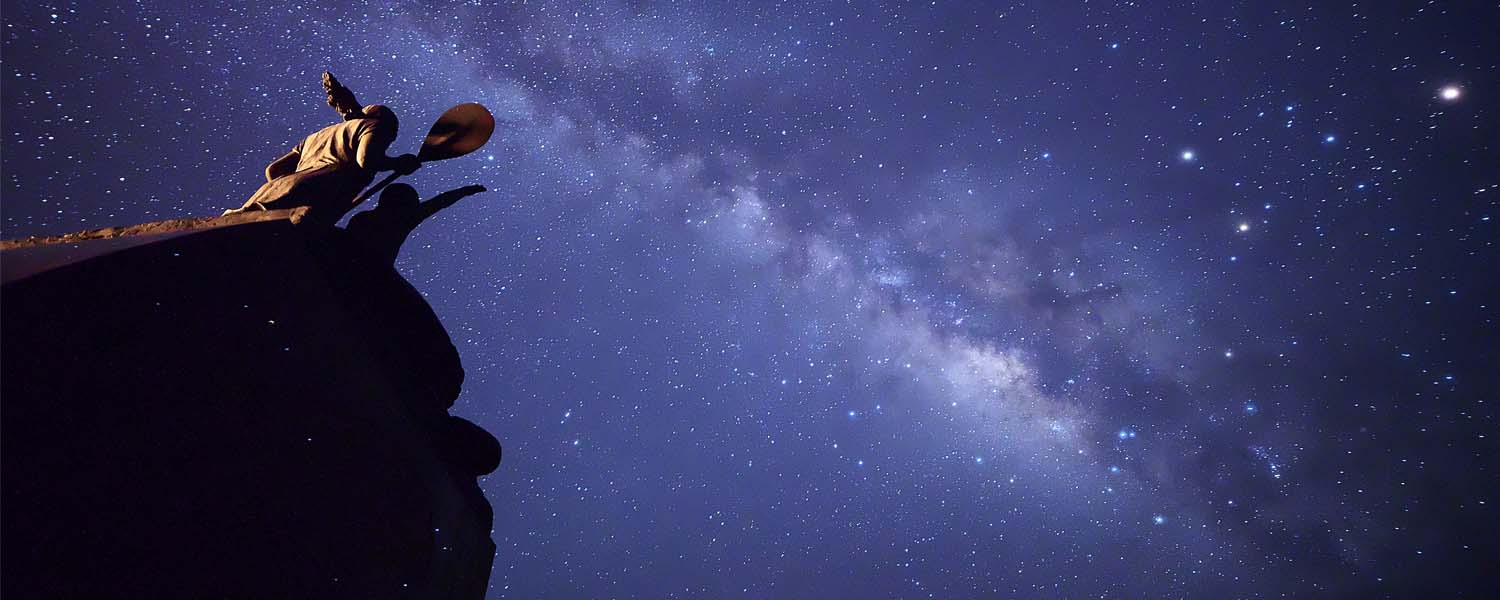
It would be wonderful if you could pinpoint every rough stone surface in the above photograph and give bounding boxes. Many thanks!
[1,213,499,599]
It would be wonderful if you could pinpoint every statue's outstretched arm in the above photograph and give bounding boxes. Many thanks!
[265,150,300,182]
[323,72,362,121]
[355,125,419,175]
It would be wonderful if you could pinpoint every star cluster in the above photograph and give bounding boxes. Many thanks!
[3,1,1497,598]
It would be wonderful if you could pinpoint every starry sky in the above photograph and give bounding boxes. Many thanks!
[3,1,1498,597]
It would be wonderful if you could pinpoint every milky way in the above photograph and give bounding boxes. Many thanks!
[3,2,1497,597]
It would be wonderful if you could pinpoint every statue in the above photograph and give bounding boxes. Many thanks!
[346,184,487,265]
[226,73,421,224]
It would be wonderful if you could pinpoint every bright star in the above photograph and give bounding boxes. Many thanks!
[1152,515,1166,525]
[1180,150,1195,162]
[1439,85,1462,101]
[1237,222,1250,232]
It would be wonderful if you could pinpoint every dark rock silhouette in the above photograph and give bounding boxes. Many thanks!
[348,183,487,266]
[1,210,499,599]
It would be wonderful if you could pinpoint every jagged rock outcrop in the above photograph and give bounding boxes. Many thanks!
[1,210,500,599]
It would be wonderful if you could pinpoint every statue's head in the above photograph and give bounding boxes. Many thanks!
[378,183,420,212]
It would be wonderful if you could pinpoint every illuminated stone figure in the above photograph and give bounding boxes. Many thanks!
[228,72,419,223]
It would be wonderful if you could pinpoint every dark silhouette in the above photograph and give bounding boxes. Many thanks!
[1,214,499,599]
[0,68,503,598]
[347,183,487,265]
[227,72,420,224]
[0,69,504,598]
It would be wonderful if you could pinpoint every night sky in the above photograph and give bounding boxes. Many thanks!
[4,1,1498,597]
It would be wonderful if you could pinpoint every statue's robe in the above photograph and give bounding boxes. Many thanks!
[238,116,397,222]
